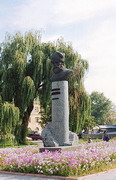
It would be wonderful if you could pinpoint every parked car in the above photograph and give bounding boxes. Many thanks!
[28,134,43,140]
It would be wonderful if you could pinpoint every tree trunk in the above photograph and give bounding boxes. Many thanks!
[21,102,34,144]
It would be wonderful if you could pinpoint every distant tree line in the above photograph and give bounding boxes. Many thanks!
[90,91,116,125]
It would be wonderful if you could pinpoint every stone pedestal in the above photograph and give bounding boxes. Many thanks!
[41,81,78,147]
[51,81,69,145]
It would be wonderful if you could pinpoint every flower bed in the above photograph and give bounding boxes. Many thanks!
[0,141,116,176]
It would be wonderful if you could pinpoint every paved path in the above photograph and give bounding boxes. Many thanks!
[78,168,116,180]
[0,169,116,180]
[0,173,61,180]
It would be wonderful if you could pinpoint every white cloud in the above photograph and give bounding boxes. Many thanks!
[78,18,116,68]
[5,0,116,30]
[55,0,116,25]
[8,0,57,30]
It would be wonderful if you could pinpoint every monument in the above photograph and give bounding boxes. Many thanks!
[41,52,78,149]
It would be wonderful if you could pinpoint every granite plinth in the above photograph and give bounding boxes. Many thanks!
[52,81,69,145]
[42,81,78,147]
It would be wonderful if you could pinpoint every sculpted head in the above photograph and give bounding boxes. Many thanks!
[51,52,65,74]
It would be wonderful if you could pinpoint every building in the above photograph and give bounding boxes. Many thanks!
[93,125,116,133]
[83,125,116,139]
[28,100,43,134]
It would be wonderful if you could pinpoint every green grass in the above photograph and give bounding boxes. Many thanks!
[72,162,116,178]
[79,138,102,144]
[0,140,41,148]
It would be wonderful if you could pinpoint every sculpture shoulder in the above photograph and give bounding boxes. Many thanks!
[51,69,73,82]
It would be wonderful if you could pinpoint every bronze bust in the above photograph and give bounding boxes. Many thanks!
[51,52,73,82]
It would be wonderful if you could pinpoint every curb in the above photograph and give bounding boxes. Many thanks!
[1,168,116,180]
[0,171,79,180]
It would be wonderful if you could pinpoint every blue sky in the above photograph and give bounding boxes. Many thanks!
[0,0,116,105]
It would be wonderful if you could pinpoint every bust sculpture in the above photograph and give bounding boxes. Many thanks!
[51,51,73,82]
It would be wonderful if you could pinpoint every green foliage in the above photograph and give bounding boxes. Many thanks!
[90,91,112,125]
[0,101,19,147]
[21,76,35,114]
[1,102,20,134]
[0,133,16,147]
[83,115,95,132]
[69,64,93,133]
[104,105,116,125]
[40,105,52,125]
[0,96,2,130]
[0,32,43,144]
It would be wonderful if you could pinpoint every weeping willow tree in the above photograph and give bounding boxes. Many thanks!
[0,96,2,131]
[0,32,92,144]
[1,102,19,134]
[0,32,56,143]
[0,101,20,146]
[0,32,44,143]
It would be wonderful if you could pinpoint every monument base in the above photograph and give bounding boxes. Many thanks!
[39,145,79,153]
[41,122,78,147]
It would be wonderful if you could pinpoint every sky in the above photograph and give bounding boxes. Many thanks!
[0,0,116,105]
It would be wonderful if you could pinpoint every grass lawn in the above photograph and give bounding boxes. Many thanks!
[0,140,42,148]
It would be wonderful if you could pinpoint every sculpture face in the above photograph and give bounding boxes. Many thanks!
[51,52,65,74]
[52,58,64,74]
[51,51,73,82]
